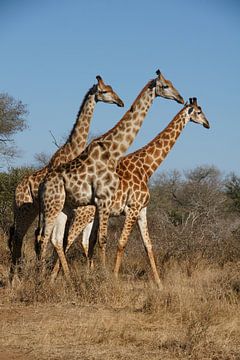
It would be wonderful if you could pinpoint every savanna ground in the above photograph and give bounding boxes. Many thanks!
[0,167,240,359]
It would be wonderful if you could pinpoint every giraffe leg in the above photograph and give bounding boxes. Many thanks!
[66,206,95,256]
[51,206,95,280]
[9,227,24,282]
[97,205,112,268]
[37,176,68,280]
[49,212,76,282]
[50,257,61,282]
[50,212,70,282]
[114,207,138,278]
[82,220,94,257]
[37,215,58,276]
[137,207,163,289]
[92,172,119,269]
[87,209,99,268]
[54,246,71,282]
[9,204,38,278]
[87,203,110,269]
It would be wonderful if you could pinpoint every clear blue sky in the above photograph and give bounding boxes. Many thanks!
[1,0,240,175]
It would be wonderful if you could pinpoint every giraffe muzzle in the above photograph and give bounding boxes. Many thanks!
[176,95,185,104]
[116,99,124,107]
[203,120,210,129]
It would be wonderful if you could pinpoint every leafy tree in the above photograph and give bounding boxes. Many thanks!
[0,167,34,233]
[0,92,28,164]
[185,165,221,186]
[148,166,230,263]
[225,173,240,213]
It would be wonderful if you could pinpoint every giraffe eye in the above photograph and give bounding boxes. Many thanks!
[163,85,169,89]
[101,91,108,94]
[197,111,202,115]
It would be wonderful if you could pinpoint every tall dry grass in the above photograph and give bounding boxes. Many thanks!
[0,229,240,360]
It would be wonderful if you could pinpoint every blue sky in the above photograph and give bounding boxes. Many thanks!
[1,0,240,176]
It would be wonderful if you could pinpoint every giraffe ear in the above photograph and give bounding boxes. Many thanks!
[96,75,105,89]
[188,107,194,114]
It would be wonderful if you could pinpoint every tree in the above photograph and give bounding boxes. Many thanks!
[225,173,240,213]
[147,166,234,265]
[34,152,50,168]
[0,166,34,233]
[0,92,28,164]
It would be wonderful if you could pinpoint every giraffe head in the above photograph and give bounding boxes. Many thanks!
[94,75,124,107]
[185,97,210,128]
[154,69,184,104]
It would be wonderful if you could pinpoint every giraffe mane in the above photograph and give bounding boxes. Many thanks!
[66,84,97,144]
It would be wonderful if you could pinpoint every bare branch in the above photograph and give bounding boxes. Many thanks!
[49,130,60,148]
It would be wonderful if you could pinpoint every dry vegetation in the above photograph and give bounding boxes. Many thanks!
[0,166,240,360]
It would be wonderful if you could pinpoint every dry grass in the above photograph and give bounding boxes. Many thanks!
[0,231,240,360]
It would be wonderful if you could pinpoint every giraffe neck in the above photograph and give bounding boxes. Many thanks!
[98,80,156,161]
[129,108,189,179]
[48,86,96,168]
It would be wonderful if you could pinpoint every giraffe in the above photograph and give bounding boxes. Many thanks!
[9,75,124,272]
[36,70,184,280]
[51,98,210,288]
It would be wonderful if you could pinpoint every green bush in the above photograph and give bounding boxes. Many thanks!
[0,167,34,233]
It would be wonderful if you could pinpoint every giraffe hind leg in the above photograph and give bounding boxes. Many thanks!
[9,204,38,279]
[137,207,163,289]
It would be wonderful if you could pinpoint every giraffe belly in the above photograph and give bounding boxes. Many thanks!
[65,182,93,208]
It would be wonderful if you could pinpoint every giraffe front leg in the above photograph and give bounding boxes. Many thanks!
[38,236,49,277]
[37,217,56,276]
[50,212,76,283]
[51,206,95,280]
[54,246,71,283]
[66,206,95,256]
[114,207,138,279]
[88,202,110,269]
[87,208,99,268]
[41,225,71,283]
[50,212,69,282]
[92,171,119,269]
[97,207,111,268]
[82,219,94,257]
[137,207,163,289]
